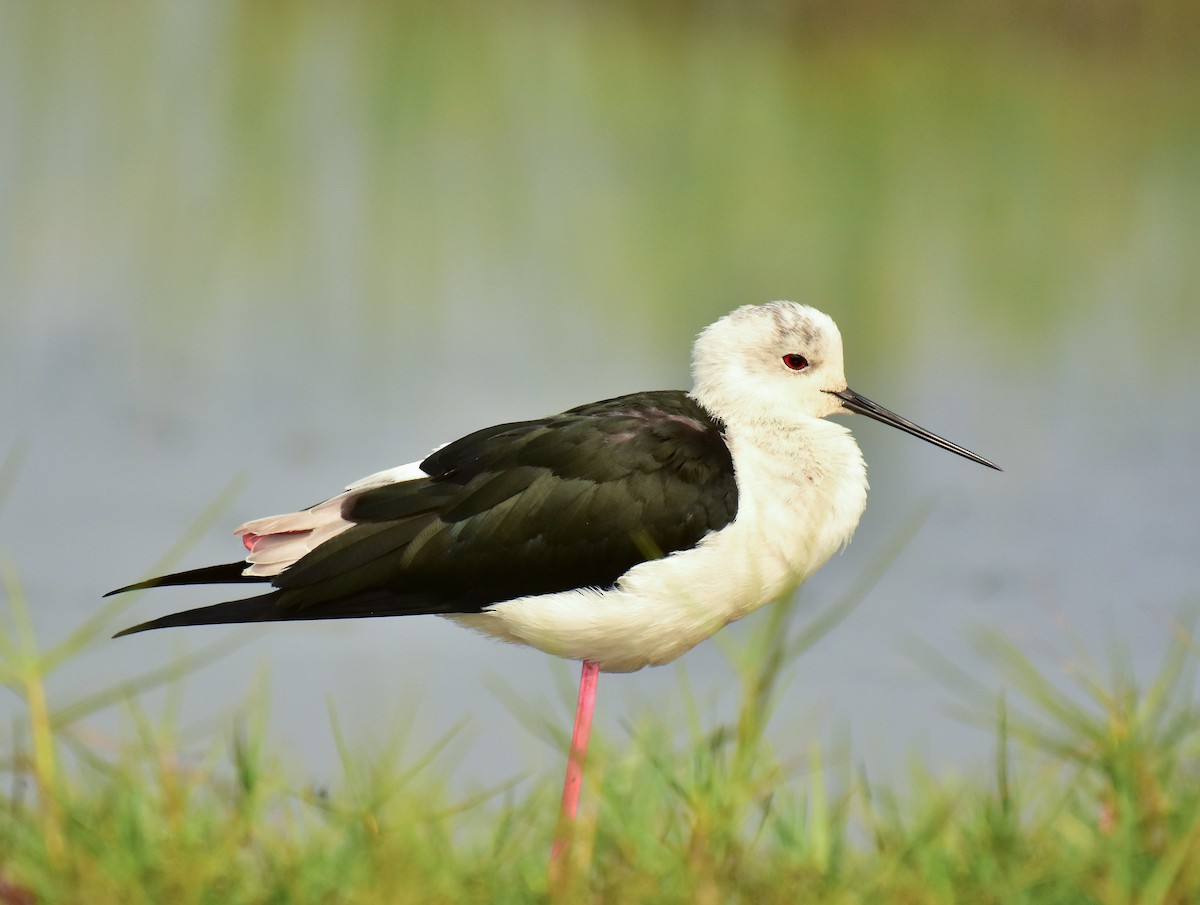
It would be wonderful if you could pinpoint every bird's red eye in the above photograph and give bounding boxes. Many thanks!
[783,354,809,371]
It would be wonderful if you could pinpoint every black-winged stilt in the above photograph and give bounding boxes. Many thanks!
[108,301,998,859]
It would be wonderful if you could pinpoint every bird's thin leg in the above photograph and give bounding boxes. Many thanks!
[550,659,600,862]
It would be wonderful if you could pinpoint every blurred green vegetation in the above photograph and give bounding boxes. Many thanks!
[2,1,1197,363]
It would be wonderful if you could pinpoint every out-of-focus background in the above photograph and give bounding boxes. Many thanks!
[2,2,1197,789]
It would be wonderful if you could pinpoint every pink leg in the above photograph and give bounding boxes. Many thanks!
[550,659,600,862]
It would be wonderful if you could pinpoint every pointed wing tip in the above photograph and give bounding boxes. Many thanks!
[112,620,152,638]
[104,576,163,597]
[103,561,263,600]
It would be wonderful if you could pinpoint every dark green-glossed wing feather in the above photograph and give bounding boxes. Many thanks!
[114,391,738,634]
[274,390,737,610]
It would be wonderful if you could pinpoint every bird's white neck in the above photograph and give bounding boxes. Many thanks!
[719,412,869,584]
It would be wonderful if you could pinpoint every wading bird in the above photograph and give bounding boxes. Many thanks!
[108,301,998,859]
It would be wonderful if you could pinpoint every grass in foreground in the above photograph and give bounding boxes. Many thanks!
[0,476,1197,905]
[4,557,1200,905]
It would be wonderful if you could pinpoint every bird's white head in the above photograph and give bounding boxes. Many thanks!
[691,301,1001,469]
[691,301,848,426]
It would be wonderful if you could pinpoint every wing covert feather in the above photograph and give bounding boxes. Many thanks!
[273,391,737,615]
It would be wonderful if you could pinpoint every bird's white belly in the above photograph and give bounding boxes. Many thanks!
[450,420,868,672]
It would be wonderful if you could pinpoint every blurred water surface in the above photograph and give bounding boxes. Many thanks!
[2,3,1198,788]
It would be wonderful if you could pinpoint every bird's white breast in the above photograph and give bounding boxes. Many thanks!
[451,416,869,672]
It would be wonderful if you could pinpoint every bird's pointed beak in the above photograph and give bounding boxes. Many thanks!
[827,387,1001,471]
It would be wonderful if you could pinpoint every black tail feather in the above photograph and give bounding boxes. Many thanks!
[114,591,288,637]
[113,589,473,638]
[105,561,266,597]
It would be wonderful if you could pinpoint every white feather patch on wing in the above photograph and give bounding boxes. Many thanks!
[236,453,437,578]
[345,457,433,491]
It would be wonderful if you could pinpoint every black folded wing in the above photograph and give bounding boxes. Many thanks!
[113,391,738,635]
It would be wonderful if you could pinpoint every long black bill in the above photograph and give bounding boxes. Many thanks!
[828,387,1001,471]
